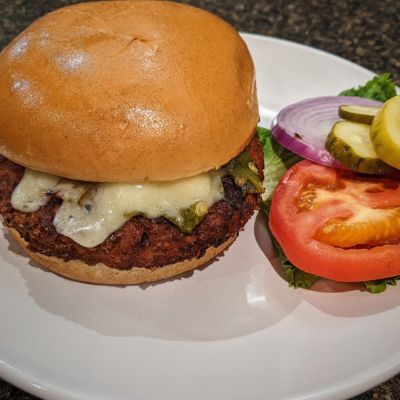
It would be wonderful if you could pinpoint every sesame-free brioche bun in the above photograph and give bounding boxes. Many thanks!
[9,228,236,285]
[0,1,259,183]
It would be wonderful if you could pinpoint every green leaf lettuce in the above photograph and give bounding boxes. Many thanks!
[339,72,397,102]
[257,127,318,289]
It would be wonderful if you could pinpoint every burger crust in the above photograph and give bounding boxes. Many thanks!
[9,228,237,285]
[0,1,259,182]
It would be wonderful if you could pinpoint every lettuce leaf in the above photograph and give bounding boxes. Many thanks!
[364,277,400,294]
[256,126,302,211]
[271,236,320,289]
[257,127,318,289]
[339,73,397,102]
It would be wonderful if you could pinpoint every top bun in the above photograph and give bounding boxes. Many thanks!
[0,1,259,182]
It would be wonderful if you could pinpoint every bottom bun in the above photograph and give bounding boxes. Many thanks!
[9,228,237,285]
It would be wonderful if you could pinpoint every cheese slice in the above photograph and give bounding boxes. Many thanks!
[11,169,224,247]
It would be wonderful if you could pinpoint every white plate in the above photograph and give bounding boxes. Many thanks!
[1,34,400,400]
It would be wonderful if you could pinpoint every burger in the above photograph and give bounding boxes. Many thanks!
[0,1,263,285]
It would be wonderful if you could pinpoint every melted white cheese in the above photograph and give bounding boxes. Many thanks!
[11,169,60,212]
[11,169,224,248]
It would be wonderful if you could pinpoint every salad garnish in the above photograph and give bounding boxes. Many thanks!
[259,73,399,293]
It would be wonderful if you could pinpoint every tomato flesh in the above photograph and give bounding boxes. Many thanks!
[269,160,400,282]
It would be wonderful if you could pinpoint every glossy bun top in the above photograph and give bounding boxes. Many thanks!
[0,1,259,182]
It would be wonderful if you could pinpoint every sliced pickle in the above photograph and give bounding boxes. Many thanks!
[370,95,400,169]
[326,121,394,174]
[339,104,381,124]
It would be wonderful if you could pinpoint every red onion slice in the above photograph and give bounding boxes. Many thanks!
[271,96,383,168]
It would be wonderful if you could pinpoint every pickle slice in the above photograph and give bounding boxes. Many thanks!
[326,121,394,174]
[370,95,400,169]
[339,104,381,124]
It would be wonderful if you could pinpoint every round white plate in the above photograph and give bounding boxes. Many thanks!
[1,34,400,400]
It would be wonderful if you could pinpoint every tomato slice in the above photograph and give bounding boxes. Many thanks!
[269,160,400,282]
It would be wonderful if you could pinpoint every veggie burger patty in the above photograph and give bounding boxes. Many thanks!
[0,135,264,271]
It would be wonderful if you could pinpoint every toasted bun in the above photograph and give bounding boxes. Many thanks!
[9,228,236,285]
[0,1,258,182]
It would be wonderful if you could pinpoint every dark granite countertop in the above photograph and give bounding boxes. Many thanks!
[0,1,399,399]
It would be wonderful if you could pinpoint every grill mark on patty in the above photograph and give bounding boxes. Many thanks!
[0,135,264,270]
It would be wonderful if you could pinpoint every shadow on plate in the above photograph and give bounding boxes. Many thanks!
[0,216,300,341]
[255,212,400,318]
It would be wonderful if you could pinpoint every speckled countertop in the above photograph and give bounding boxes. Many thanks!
[0,1,399,399]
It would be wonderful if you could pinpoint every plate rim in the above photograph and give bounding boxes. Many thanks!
[241,32,375,78]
